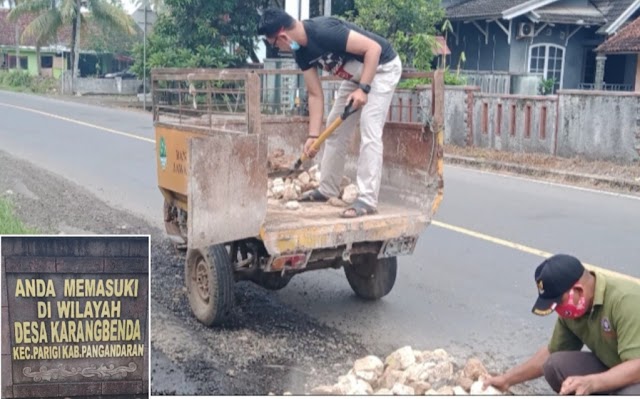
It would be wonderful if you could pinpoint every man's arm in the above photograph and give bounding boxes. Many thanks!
[344,30,382,109]
[303,67,324,137]
[561,358,640,395]
[484,346,550,391]
[344,30,381,87]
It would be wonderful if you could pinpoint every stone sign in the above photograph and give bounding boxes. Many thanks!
[1,236,149,398]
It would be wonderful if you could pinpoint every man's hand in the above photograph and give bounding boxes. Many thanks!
[347,88,368,110]
[304,137,319,158]
[559,375,599,395]
[482,374,511,393]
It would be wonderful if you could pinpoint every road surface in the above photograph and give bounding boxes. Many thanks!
[1,90,639,394]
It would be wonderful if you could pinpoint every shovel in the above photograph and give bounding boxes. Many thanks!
[268,101,357,179]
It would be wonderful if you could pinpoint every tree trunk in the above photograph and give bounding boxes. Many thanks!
[15,23,21,70]
[70,12,77,72]
[72,0,82,79]
[36,45,41,76]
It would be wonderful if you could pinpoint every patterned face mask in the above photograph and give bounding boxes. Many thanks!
[554,288,587,319]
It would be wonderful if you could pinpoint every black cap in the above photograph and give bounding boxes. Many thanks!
[257,8,295,37]
[531,254,585,316]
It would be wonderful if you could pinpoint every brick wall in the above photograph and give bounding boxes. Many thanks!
[1,236,149,398]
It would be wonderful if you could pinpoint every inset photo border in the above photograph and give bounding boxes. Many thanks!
[1,235,150,399]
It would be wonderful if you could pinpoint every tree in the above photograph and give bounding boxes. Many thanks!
[344,0,445,71]
[8,0,135,78]
[131,0,271,77]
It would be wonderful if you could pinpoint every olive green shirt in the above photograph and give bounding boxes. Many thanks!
[548,270,640,368]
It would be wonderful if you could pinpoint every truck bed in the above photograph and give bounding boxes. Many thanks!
[260,200,429,254]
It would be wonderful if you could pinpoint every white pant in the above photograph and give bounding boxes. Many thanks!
[319,56,402,208]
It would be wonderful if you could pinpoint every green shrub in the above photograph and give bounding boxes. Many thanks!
[397,70,467,89]
[0,197,37,234]
[0,71,58,93]
[1,70,33,87]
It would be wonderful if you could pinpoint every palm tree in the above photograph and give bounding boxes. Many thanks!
[7,0,22,70]
[8,0,59,75]
[8,0,135,80]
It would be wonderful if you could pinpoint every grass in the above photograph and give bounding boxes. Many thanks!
[0,197,37,234]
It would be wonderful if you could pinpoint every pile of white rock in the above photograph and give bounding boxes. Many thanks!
[268,165,359,211]
[310,346,504,395]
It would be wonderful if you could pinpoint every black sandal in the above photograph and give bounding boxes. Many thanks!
[341,199,377,218]
[299,188,330,202]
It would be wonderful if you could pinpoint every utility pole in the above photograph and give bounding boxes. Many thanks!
[143,0,147,111]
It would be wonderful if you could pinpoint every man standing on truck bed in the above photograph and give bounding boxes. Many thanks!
[258,8,402,218]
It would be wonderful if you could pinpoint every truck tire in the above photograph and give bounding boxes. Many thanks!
[344,254,397,300]
[185,245,235,326]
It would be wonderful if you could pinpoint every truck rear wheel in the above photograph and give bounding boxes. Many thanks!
[185,245,234,326]
[344,254,397,300]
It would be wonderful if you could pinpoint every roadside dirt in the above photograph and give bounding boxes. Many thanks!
[445,145,640,195]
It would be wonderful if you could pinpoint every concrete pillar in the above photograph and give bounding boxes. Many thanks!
[635,53,640,92]
[595,53,607,90]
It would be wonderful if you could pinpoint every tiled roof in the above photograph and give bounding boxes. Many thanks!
[445,0,527,20]
[445,0,638,34]
[536,3,606,25]
[591,0,638,33]
[596,16,640,53]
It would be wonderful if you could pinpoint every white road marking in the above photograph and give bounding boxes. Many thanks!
[0,102,156,144]
[447,164,640,201]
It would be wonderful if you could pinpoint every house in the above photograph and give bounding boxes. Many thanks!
[443,0,640,92]
[596,15,640,91]
[0,7,148,78]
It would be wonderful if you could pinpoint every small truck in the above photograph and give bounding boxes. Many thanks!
[151,68,445,326]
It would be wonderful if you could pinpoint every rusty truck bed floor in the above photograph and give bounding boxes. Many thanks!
[264,200,423,230]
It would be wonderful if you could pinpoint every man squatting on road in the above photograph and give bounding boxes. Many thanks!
[484,254,640,395]
[258,8,402,218]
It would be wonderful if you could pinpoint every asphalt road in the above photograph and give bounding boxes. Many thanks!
[2,90,639,392]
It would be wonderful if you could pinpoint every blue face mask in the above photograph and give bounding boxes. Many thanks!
[289,40,300,51]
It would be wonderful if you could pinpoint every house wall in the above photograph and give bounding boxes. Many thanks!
[448,22,510,73]
[2,49,66,78]
[508,18,600,89]
[447,17,605,90]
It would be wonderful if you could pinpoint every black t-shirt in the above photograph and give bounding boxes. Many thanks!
[294,16,397,82]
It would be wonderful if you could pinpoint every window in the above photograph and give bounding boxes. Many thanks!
[529,44,564,92]
[8,55,28,69]
[41,56,53,68]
